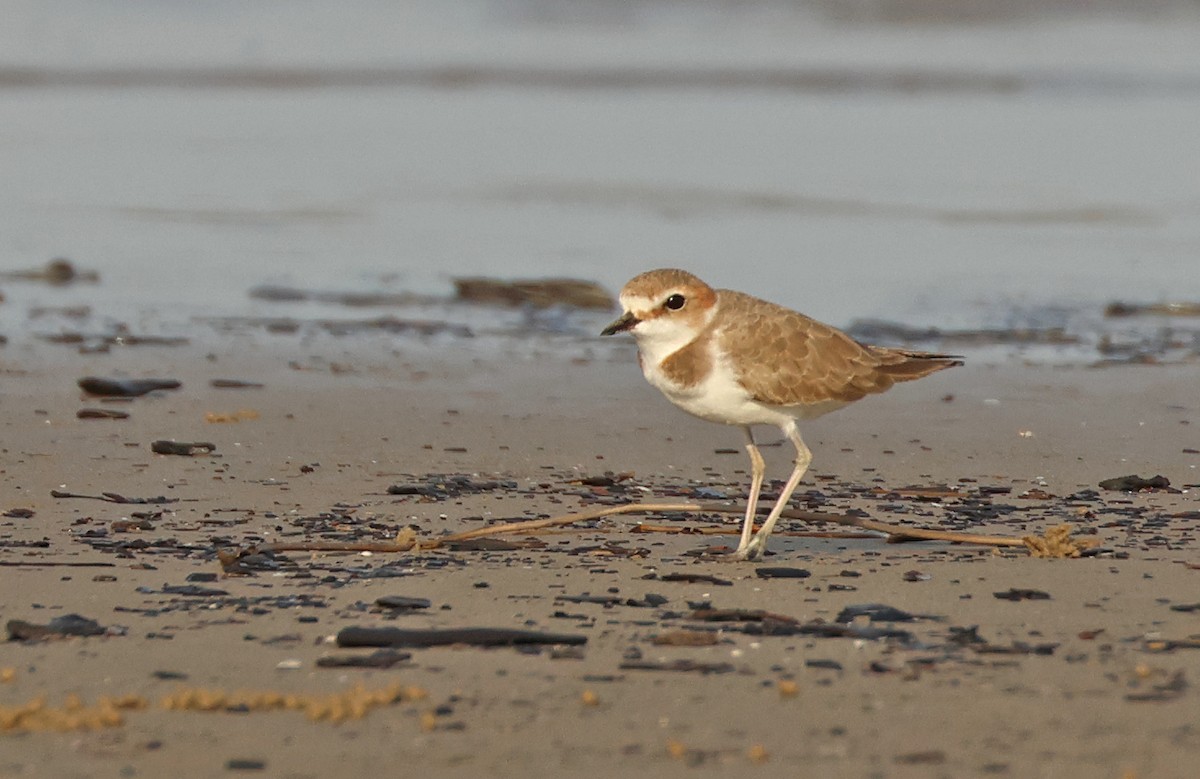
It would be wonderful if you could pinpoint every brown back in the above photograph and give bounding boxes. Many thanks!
[715,290,960,407]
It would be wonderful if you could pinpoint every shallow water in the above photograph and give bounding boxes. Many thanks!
[1,2,1199,363]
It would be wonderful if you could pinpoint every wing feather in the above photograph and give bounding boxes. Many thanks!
[715,290,959,407]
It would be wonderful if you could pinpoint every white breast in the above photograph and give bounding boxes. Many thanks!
[642,341,801,428]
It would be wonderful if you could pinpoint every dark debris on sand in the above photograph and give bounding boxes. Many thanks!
[2,455,1190,761]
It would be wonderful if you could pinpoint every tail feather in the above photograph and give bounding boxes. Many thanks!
[871,347,963,382]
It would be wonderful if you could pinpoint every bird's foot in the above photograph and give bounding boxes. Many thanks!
[727,536,767,562]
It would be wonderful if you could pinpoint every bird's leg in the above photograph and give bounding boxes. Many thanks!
[734,426,765,555]
[734,422,812,561]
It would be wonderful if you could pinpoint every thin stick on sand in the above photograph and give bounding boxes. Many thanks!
[431,502,1028,548]
[246,501,1026,558]
[628,524,882,539]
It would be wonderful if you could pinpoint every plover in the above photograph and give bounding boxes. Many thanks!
[601,268,961,560]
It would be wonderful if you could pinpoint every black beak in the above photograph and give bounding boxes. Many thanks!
[600,311,639,336]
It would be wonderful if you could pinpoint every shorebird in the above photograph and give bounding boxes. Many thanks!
[601,268,961,561]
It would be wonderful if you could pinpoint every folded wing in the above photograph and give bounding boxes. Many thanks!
[716,290,961,407]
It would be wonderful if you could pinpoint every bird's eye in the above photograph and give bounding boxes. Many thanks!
[664,294,686,311]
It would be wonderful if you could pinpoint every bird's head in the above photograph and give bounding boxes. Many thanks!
[601,269,717,352]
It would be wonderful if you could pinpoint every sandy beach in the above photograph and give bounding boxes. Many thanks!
[2,331,1198,778]
[3,2,1200,776]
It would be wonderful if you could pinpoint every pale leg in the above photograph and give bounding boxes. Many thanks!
[734,426,765,555]
[734,421,812,561]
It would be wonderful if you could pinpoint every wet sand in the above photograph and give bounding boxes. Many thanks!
[3,2,1200,775]
[2,336,1198,778]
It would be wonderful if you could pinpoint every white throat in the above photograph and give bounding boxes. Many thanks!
[622,294,717,367]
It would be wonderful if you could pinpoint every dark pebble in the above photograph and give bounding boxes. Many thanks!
[993,588,1051,601]
[375,595,432,610]
[77,408,130,419]
[1098,474,1172,492]
[7,613,108,640]
[162,584,229,597]
[151,440,216,456]
[756,567,812,579]
[836,604,930,623]
[222,552,283,574]
[557,594,622,606]
[692,487,728,499]
[225,759,266,771]
[386,475,514,499]
[337,626,586,648]
[78,376,181,397]
[976,641,1058,656]
[660,573,732,586]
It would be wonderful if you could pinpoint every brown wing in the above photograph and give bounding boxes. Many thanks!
[715,290,960,407]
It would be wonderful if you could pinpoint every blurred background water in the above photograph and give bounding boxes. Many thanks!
[2,1,1199,361]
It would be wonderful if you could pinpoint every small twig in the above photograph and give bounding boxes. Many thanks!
[50,489,178,505]
[241,500,1027,561]
[631,523,881,539]
[428,502,680,546]
[254,540,418,555]
[431,502,1027,549]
